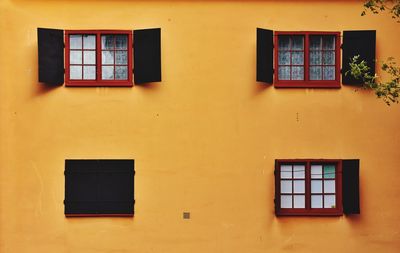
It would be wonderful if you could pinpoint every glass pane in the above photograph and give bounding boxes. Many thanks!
[310,36,321,50]
[323,66,335,80]
[280,165,292,179]
[311,165,323,178]
[281,195,292,208]
[83,66,96,80]
[83,35,96,49]
[83,51,96,64]
[323,51,335,65]
[101,35,114,49]
[291,52,304,65]
[281,180,292,193]
[278,36,290,50]
[291,66,304,80]
[70,66,82,79]
[311,195,323,208]
[294,180,305,193]
[310,51,322,65]
[324,180,336,193]
[311,180,322,193]
[294,195,305,208]
[115,66,128,80]
[293,165,305,178]
[324,195,336,208]
[116,35,128,49]
[70,51,82,64]
[310,67,322,80]
[292,36,304,50]
[278,51,290,65]
[70,35,82,49]
[323,36,335,50]
[278,66,290,80]
[116,51,128,65]
[324,165,336,178]
[102,51,114,64]
[102,66,114,80]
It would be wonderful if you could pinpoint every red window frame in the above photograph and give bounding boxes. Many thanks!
[275,159,343,216]
[65,30,133,87]
[274,32,341,88]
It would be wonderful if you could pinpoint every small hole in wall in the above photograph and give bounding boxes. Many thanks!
[183,212,190,219]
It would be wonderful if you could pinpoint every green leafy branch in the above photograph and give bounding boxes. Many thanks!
[347,55,400,105]
[362,0,400,21]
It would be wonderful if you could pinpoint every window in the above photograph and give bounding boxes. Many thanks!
[65,30,133,86]
[275,159,343,216]
[275,32,340,88]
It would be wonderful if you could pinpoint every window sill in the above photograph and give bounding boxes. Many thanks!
[65,81,133,87]
[65,214,134,217]
[276,210,343,216]
[274,81,341,88]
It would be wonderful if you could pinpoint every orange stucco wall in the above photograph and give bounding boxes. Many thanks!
[1,0,400,252]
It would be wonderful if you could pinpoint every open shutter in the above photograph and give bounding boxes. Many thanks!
[134,28,161,84]
[342,30,376,85]
[256,28,273,84]
[342,159,360,214]
[65,159,135,216]
[37,28,64,85]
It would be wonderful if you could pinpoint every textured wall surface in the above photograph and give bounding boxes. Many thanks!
[1,0,400,252]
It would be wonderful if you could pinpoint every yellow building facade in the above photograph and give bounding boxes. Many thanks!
[1,0,400,252]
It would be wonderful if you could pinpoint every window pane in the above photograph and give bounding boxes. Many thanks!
[116,51,128,65]
[70,51,82,64]
[293,165,305,178]
[310,51,322,65]
[281,180,292,193]
[310,66,322,80]
[280,165,292,179]
[323,67,335,80]
[102,51,114,64]
[102,66,114,80]
[324,165,336,178]
[323,36,335,50]
[292,36,304,50]
[291,52,304,65]
[70,35,82,49]
[70,66,82,79]
[310,36,321,50]
[294,180,305,193]
[278,36,290,50]
[83,51,96,64]
[324,195,336,208]
[323,51,335,65]
[311,165,323,178]
[311,195,323,208]
[291,66,304,80]
[83,66,96,80]
[116,35,128,49]
[278,66,290,80]
[278,51,290,65]
[281,195,292,208]
[101,35,114,49]
[294,195,305,208]
[83,35,96,49]
[324,180,336,193]
[311,180,322,193]
[115,66,128,80]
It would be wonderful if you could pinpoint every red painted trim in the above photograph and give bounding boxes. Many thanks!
[65,214,134,217]
[274,31,341,88]
[65,30,133,87]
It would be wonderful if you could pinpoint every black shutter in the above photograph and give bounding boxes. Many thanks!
[65,159,135,216]
[37,28,64,85]
[342,30,376,85]
[256,28,274,84]
[342,159,360,214]
[134,28,161,84]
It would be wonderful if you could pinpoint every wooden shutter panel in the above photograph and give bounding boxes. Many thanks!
[342,30,376,85]
[37,28,64,85]
[134,28,161,84]
[342,159,360,214]
[64,159,135,216]
[256,28,273,84]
